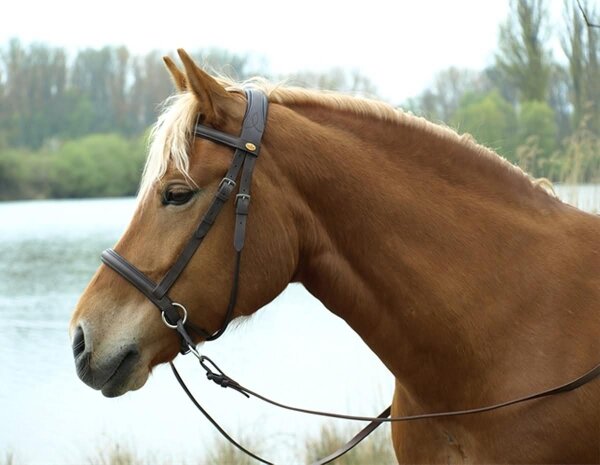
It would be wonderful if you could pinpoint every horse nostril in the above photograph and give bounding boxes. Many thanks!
[72,325,86,359]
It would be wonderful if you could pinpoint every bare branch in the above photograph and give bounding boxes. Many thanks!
[576,0,600,28]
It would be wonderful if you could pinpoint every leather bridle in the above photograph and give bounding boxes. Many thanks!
[99,88,600,465]
[101,88,267,351]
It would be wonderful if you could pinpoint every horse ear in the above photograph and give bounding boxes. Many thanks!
[163,56,187,92]
[177,48,232,123]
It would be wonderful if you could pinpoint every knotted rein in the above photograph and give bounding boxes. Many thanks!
[100,88,600,465]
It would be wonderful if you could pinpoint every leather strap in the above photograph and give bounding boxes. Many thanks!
[196,356,600,423]
[193,125,260,155]
[171,361,390,465]
[172,356,600,465]
[170,362,274,465]
[310,406,391,465]
[154,88,267,298]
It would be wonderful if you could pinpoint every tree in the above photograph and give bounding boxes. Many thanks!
[282,68,378,96]
[403,67,490,122]
[452,91,519,160]
[496,0,552,102]
[129,51,173,133]
[547,63,572,140]
[194,47,258,81]
[517,100,558,175]
[562,0,600,133]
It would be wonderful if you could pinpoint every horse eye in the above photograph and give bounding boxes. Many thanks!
[162,186,197,206]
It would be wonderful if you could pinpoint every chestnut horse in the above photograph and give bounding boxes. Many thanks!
[69,50,600,464]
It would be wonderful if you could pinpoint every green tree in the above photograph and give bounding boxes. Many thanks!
[0,147,52,199]
[496,0,552,102]
[0,40,68,148]
[558,114,600,183]
[129,51,174,134]
[404,67,490,122]
[71,47,122,134]
[516,100,558,176]
[562,0,600,133]
[452,91,518,160]
[547,63,572,140]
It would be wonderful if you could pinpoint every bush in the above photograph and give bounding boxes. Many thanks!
[0,148,52,200]
[452,91,518,160]
[304,423,395,465]
[48,133,146,198]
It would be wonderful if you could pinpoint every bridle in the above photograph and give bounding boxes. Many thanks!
[101,88,267,350]
[99,88,600,465]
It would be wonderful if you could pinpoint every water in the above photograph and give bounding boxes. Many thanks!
[0,186,598,465]
[0,199,393,465]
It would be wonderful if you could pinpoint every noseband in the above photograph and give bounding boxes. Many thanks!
[101,88,268,351]
[98,88,600,465]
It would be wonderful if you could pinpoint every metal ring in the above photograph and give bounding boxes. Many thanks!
[161,303,187,329]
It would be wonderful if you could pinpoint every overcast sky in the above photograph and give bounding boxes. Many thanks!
[1,0,568,103]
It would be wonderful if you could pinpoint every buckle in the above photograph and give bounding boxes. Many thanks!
[216,177,236,201]
[235,194,251,215]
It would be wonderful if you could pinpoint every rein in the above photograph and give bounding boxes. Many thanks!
[100,88,600,464]
[171,354,600,465]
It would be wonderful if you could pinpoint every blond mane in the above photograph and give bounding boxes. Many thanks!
[140,79,551,199]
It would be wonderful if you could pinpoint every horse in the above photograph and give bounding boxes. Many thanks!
[69,49,600,464]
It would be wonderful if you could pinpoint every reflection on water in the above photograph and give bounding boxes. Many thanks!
[0,187,598,465]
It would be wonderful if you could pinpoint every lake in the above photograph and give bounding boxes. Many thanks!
[1,184,599,465]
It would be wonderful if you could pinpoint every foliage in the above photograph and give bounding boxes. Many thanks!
[0,42,382,200]
[202,434,263,465]
[495,0,552,102]
[3,426,390,464]
[304,423,395,465]
[557,112,600,183]
[0,147,51,199]
[0,133,146,200]
[86,443,145,465]
[405,0,599,183]
[48,133,145,198]
[561,0,600,134]
[283,68,378,96]
[404,67,491,122]
[0,451,17,465]
[451,91,518,159]
[517,100,558,170]
[1,1,600,199]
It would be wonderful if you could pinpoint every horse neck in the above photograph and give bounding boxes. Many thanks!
[267,101,599,410]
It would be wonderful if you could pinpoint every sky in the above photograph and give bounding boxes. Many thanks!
[0,0,569,104]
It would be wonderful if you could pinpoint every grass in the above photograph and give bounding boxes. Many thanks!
[303,423,395,465]
[202,434,264,465]
[1,452,18,465]
[2,423,396,465]
[86,443,146,465]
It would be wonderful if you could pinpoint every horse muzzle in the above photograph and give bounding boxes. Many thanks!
[72,324,140,397]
